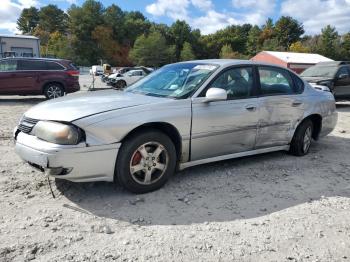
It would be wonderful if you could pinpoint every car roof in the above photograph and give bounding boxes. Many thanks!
[0,57,70,63]
[316,61,350,66]
[174,59,297,72]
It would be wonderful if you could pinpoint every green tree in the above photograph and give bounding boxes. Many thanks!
[17,7,39,34]
[38,5,68,33]
[68,0,105,65]
[129,31,175,67]
[289,41,310,53]
[170,20,192,60]
[247,25,262,56]
[260,18,275,43]
[262,38,283,51]
[341,33,350,60]
[219,44,245,59]
[46,31,73,59]
[274,16,304,50]
[103,4,125,43]
[180,42,195,61]
[123,11,151,46]
[319,25,339,59]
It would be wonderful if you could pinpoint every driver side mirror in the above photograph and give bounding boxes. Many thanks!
[205,87,227,102]
[338,74,349,79]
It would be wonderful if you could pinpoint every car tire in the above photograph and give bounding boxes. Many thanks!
[115,129,176,194]
[289,119,314,156]
[44,83,64,99]
[115,80,126,89]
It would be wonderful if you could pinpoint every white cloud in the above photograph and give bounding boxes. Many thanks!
[232,0,276,25]
[281,0,350,34]
[192,10,238,34]
[191,0,213,11]
[146,0,277,34]
[0,0,40,34]
[18,0,39,8]
[146,0,190,20]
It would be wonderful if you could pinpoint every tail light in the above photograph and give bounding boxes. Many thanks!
[66,70,80,77]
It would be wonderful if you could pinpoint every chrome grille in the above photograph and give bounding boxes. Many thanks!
[18,116,39,134]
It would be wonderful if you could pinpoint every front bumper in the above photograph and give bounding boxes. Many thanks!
[15,132,120,182]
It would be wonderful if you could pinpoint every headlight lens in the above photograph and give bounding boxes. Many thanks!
[32,121,82,145]
[317,80,332,87]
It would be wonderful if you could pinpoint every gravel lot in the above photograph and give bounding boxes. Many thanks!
[0,76,349,261]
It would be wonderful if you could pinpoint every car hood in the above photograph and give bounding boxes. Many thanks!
[24,90,164,122]
[302,76,333,83]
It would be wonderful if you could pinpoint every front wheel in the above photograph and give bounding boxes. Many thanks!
[290,119,314,156]
[115,130,176,193]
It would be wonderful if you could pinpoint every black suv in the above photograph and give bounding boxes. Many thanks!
[300,61,350,99]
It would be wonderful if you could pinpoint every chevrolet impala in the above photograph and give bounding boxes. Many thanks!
[14,60,338,193]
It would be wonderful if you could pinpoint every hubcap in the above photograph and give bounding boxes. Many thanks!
[47,85,63,99]
[303,126,312,153]
[129,142,168,185]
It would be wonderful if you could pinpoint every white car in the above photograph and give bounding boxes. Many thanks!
[91,65,103,76]
[109,69,147,89]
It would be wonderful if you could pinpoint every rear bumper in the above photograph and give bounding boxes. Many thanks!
[15,132,120,182]
[65,81,80,93]
[320,111,338,137]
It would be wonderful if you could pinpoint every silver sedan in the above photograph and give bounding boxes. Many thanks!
[14,60,338,193]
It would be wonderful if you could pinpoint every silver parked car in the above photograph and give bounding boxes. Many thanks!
[14,60,338,193]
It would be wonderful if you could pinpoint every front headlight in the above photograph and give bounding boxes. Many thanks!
[317,80,332,87]
[32,121,83,145]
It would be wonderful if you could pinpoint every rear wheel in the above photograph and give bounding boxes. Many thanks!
[115,130,176,193]
[44,83,64,99]
[290,119,314,156]
[115,80,126,89]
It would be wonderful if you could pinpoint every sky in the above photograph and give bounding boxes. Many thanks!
[1,0,350,35]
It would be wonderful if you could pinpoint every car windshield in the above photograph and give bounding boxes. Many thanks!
[125,63,218,98]
[300,66,338,78]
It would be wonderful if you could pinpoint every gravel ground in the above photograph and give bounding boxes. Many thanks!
[0,78,349,261]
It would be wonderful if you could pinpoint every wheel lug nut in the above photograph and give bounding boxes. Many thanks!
[153,163,156,166]
[148,167,151,170]
[152,157,155,160]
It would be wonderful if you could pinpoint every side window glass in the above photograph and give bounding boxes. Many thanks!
[210,67,254,99]
[337,67,349,78]
[46,62,64,70]
[258,67,294,95]
[0,60,17,71]
[293,75,305,94]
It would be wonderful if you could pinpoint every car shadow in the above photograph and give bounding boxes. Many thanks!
[0,96,46,104]
[336,101,350,111]
[55,134,350,226]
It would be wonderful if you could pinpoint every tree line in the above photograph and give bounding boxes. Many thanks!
[17,0,350,67]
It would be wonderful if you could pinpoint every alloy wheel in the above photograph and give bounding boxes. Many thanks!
[129,142,168,185]
[303,126,312,153]
[46,85,63,99]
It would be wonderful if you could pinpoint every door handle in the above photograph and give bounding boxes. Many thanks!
[292,101,303,107]
[245,105,257,111]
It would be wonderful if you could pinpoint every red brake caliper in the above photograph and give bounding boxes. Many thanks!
[132,151,142,166]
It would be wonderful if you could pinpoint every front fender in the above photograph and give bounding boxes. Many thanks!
[73,99,192,146]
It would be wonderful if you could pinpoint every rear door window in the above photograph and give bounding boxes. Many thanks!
[0,60,17,71]
[18,60,47,70]
[258,66,295,96]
